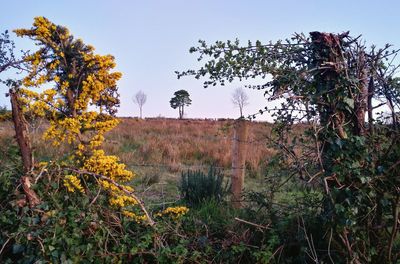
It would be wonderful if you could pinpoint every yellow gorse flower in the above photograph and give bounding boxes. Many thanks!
[122,210,148,223]
[155,206,189,220]
[83,150,134,182]
[63,175,84,193]
[15,17,145,222]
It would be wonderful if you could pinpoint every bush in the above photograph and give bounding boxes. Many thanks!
[179,166,229,206]
[0,105,12,122]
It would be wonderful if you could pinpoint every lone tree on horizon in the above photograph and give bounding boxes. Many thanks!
[170,89,191,119]
[132,90,147,118]
[231,87,249,117]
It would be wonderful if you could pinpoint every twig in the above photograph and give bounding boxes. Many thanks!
[388,195,399,263]
[37,236,45,253]
[148,199,180,207]
[67,168,155,226]
[300,217,319,263]
[34,164,48,184]
[328,228,334,264]
[89,185,102,207]
[267,244,284,263]
[307,170,324,183]
[0,237,11,256]
[234,217,270,230]
[387,160,400,173]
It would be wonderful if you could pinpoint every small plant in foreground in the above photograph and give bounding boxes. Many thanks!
[180,166,229,206]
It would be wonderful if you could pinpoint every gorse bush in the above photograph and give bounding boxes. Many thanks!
[180,166,229,205]
[0,165,190,263]
[0,105,11,121]
[1,17,190,263]
[11,16,147,220]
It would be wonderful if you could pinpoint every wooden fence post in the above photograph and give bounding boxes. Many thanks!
[231,119,248,208]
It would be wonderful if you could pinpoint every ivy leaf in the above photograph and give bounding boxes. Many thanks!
[12,244,25,254]
[335,138,344,148]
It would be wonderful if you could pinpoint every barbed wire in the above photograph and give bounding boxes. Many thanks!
[129,163,228,170]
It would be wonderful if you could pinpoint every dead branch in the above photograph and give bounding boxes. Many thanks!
[234,217,270,230]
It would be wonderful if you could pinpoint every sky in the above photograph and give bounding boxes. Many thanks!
[1,0,400,120]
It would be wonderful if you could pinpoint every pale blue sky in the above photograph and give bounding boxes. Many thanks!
[1,0,399,120]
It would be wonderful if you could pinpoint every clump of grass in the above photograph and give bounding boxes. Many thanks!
[141,171,161,186]
[180,166,230,206]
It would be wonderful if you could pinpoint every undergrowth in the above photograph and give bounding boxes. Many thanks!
[0,145,327,263]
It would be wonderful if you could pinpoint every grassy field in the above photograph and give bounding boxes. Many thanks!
[3,117,396,263]
[0,117,275,204]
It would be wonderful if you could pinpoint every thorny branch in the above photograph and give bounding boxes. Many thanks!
[67,168,155,226]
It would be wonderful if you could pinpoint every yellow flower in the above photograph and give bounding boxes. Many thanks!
[83,149,134,182]
[14,17,142,222]
[122,210,148,223]
[156,206,189,220]
[38,161,48,167]
[63,175,84,193]
[109,194,137,208]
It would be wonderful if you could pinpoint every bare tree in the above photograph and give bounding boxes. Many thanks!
[231,87,249,117]
[132,90,147,118]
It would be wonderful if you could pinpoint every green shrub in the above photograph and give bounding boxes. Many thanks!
[179,166,229,206]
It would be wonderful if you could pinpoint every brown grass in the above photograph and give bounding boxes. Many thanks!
[102,118,274,172]
[1,118,275,172]
[1,118,276,202]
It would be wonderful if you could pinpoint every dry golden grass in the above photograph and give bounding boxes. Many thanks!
[0,118,275,171]
[103,118,274,173]
[0,118,276,202]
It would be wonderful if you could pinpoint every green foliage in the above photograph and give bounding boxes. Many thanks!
[180,166,229,206]
[0,145,21,202]
[179,31,400,262]
[246,176,335,263]
[0,165,279,264]
[1,167,108,263]
[0,30,17,74]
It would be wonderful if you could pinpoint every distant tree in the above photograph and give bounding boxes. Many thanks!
[231,87,249,117]
[170,89,191,119]
[132,90,147,118]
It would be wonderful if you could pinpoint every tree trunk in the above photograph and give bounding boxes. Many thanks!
[367,77,374,134]
[179,105,184,119]
[10,89,33,172]
[66,88,76,117]
[354,51,368,136]
[9,88,40,207]
[231,119,248,208]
